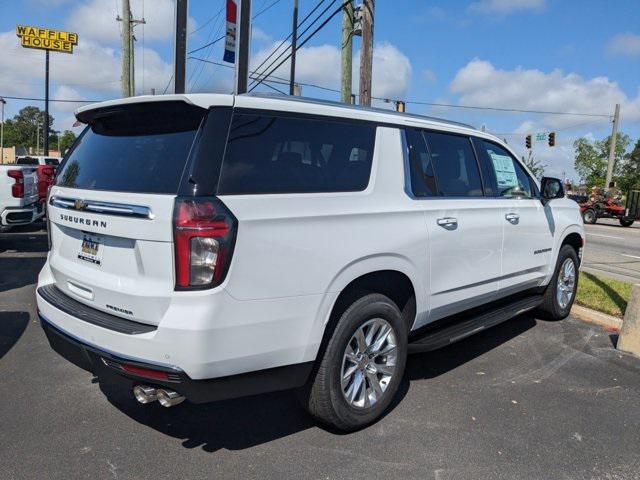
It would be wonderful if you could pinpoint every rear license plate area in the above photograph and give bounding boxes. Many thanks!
[78,234,103,266]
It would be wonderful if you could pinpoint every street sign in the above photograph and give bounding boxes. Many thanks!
[535,133,546,142]
[16,25,78,54]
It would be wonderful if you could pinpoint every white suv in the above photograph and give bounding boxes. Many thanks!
[37,94,584,431]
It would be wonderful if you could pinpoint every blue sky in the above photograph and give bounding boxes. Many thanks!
[1,0,639,180]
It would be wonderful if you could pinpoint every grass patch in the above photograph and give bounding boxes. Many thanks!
[576,272,633,318]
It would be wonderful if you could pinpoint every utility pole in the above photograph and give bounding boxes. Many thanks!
[44,50,49,155]
[1,98,6,164]
[236,0,251,94]
[119,2,145,96]
[289,0,299,96]
[130,31,135,95]
[605,103,621,191]
[174,0,188,94]
[358,0,374,106]
[121,0,131,97]
[340,1,354,103]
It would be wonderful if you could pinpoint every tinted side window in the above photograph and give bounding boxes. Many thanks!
[217,113,376,195]
[478,140,533,198]
[423,132,483,197]
[405,129,437,197]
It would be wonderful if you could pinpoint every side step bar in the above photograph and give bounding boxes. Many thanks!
[408,295,543,353]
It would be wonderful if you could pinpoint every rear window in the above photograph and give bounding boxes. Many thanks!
[217,113,376,195]
[16,157,39,165]
[56,102,205,194]
[45,158,60,166]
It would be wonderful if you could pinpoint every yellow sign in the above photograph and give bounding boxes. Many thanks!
[16,25,78,54]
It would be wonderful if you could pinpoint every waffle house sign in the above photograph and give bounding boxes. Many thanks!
[16,25,78,54]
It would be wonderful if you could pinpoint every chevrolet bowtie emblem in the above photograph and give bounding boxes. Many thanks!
[74,199,87,211]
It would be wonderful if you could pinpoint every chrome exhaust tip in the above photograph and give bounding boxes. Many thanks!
[133,385,158,404]
[156,388,186,408]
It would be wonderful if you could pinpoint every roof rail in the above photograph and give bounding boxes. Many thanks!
[241,93,477,130]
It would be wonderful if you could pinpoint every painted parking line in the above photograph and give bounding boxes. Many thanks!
[586,233,624,240]
[621,253,640,260]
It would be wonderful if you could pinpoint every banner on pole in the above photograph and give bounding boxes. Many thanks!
[223,0,237,63]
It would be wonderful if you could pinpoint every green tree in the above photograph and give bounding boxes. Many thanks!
[2,106,58,152]
[573,132,631,189]
[521,150,545,179]
[618,138,640,191]
[58,130,77,155]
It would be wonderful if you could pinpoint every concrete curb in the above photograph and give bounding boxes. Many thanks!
[570,304,622,331]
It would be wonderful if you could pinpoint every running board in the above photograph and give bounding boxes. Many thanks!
[408,295,543,353]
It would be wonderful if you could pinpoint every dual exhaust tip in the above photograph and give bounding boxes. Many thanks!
[133,385,185,408]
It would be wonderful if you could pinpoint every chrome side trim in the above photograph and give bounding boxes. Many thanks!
[49,196,154,219]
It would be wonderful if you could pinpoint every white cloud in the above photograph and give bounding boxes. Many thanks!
[422,69,437,84]
[248,41,412,100]
[606,32,640,57]
[252,27,272,44]
[468,0,545,15]
[134,47,174,95]
[53,85,85,113]
[68,0,196,45]
[449,58,640,128]
[0,28,172,131]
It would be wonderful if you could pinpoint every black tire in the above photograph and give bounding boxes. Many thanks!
[620,218,634,227]
[582,209,597,224]
[536,245,579,320]
[300,293,408,431]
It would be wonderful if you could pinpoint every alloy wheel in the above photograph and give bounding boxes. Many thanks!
[340,318,397,409]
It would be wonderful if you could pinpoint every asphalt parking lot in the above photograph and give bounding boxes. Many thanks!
[2,224,640,480]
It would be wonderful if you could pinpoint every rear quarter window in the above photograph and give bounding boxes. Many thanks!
[216,113,377,195]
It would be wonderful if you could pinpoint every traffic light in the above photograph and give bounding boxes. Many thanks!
[548,131,556,147]
[525,134,532,149]
[395,100,405,112]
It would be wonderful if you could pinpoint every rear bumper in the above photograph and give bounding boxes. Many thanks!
[40,313,313,404]
[0,202,44,226]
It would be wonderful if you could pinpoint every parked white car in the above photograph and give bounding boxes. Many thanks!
[37,94,584,430]
[0,165,44,231]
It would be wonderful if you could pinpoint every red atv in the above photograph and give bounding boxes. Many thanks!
[577,190,639,227]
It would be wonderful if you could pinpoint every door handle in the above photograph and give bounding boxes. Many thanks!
[437,217,458,228]
[505,213,520,223]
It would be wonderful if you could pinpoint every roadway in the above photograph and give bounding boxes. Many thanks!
[582,219,640,283]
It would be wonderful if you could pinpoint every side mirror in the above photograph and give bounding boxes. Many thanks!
[541,177,564,204]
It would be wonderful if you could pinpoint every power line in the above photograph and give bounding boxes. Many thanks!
[0,95,100,103]
[250,0,346,92]
[188,2,225,36]
[187,0,284,56]
[253,0,284,19]
[190,56,341,94]
[404,100,612,118]
[249,0,330,88]
[492,119,612,137]
[0,91,616,121]
[188,2,226,91]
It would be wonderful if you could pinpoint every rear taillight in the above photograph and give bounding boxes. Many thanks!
[42,166,55,182]
[173,197,237,289]
[7,169,24,198]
